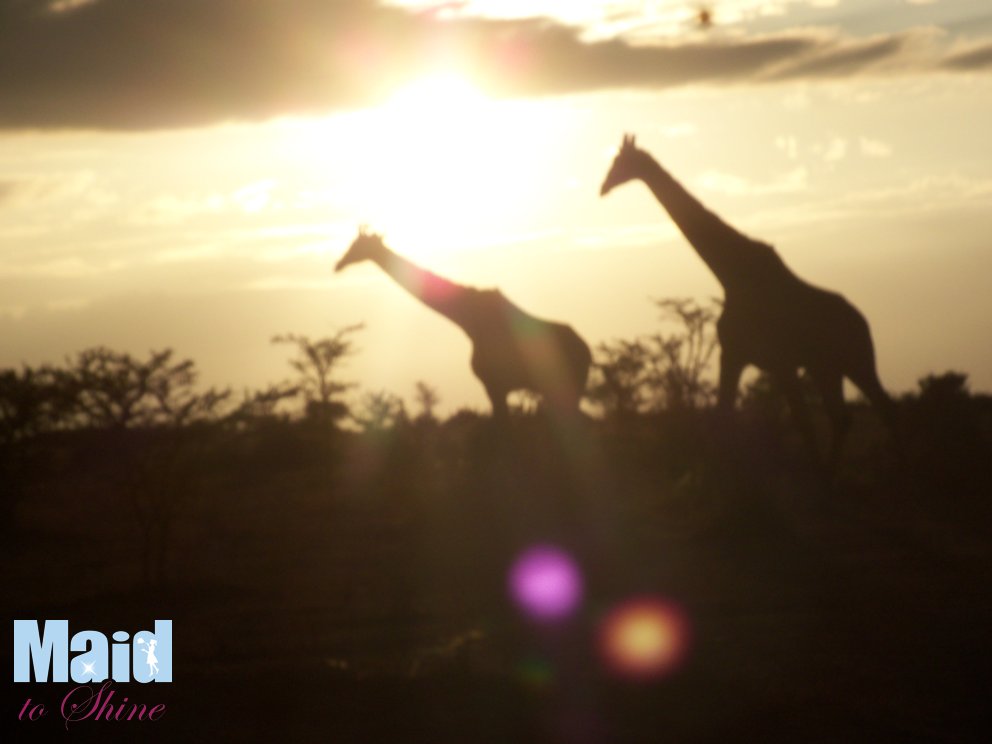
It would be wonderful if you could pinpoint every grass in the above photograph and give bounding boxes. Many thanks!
[3,403,990,742]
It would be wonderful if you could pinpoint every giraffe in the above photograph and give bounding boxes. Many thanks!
[600,134,896,467]
[334,227,592,418]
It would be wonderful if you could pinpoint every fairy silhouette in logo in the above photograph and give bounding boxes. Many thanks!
[136,638,159,679]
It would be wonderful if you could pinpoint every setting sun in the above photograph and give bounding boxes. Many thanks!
[387,73,484,114]
[342,72,550,259]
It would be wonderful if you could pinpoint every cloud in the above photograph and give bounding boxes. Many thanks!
[0,256,112,279]
[859,136,893,158]
[0,305,27,321]
[0,172,95,208]
[747,171,992,232]
[775,134,799,159]
[0,0,988,130]
[660,122,697,138]
[818,136,847,163]
[131,193,228,226]
[942,41,992,70]
[128,180,287,227]
[0,177,55,207]
[48,0,98,12]
[697,166,808,196]
[0,180,23,205]
[761,31,914,80]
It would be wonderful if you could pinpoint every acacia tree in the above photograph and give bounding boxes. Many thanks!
[354,390,408,432]
[55,347,229,429]
[52,347,230,586]
[917,371,970,403]
[271,324,363,425]
[911,371,980,450]
[226,382,301,428]
[0,366,57,444]
[646,298,719,411]
[586,298,720,417]
[0,366,60,535]
[413,381,440,423]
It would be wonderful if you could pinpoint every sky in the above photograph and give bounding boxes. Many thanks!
[2,0,991,414]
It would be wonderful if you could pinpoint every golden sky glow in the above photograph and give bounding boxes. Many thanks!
[2,1,991,412]
[341,73,543,257]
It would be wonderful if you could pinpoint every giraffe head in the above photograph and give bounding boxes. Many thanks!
[335,226,386,272]
[600,133,648,196]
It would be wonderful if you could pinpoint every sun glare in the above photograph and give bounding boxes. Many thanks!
[363,74,501,253]
[280,70,563,263]
[387,73,484,113]
[349,72,537,260]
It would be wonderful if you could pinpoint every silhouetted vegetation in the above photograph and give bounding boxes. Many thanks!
[271,324,363,426]
[412,380,441,424]
[587,297,719,417]
[2,306,990,742]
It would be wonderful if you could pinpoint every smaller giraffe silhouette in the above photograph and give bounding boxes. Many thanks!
[601,134,897,467]
[335,227,592,418]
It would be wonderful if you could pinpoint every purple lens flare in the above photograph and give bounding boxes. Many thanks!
[508,544,583,621]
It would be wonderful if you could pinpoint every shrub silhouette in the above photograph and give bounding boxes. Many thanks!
[412,380,441,424]
[271,324,363,427]
[354,389,408,432]
[587,297,719,417]
[54,346,230,429]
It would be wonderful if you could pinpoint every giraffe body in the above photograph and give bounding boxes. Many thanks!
[463,289,591,417]
[601,135,895,465]
[335,229,591,418]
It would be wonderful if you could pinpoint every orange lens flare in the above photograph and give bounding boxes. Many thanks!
[598,597,689,679]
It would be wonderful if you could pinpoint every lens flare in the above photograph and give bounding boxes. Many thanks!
[508,544,583,621]
[598,597,689,679]
[516,656,554,691]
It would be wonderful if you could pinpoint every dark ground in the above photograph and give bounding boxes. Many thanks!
[3,401,990,742]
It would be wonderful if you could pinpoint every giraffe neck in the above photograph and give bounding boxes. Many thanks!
[371,245,475,333]
[639,155,756,291]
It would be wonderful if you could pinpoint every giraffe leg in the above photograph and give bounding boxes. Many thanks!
[484,382,509,420]
[812,369,851,472]
[561,327,592,415]
[717,349,745,414]
[540,379,578,415]
[550,389,582,417]
[777,369,821,465]
[848,364,901,455]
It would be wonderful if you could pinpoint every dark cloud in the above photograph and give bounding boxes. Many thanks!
[763,32,909,81]
[0,0,987,131]
[942,41,992,71]
[0,0,398,129]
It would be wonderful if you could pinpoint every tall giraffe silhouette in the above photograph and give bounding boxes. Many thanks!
[601,134,896,466]
[335,228,592,418]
